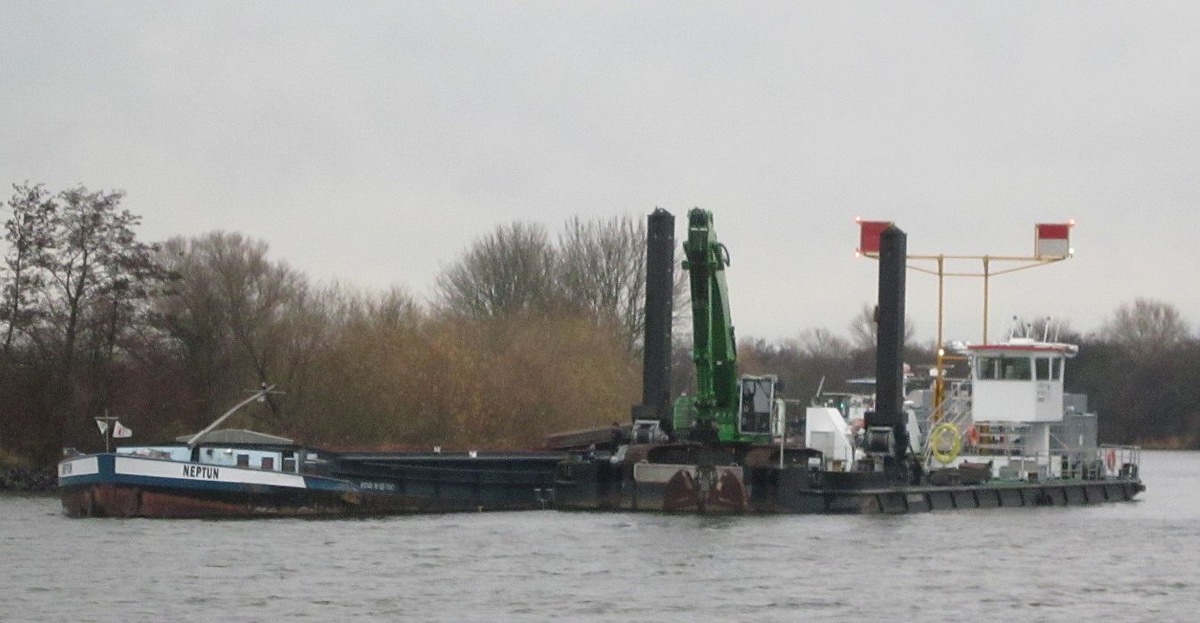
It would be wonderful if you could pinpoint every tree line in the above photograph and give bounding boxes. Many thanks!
[0,185,659,467]
[1,183,1197,469]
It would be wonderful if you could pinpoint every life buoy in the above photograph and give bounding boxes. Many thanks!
[930,423,962,465]
[1105,448,1116,472]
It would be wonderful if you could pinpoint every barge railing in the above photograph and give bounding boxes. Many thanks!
[987,445,1141,481]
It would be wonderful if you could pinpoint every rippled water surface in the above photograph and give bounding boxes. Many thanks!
[3,451,1198,622]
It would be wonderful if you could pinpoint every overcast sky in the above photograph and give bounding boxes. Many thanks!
[3,2,1198,344]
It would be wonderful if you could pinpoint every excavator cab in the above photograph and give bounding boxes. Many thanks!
[738,375,779,439]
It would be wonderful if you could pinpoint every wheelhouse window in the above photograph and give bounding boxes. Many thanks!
[977,355,1032,380]
[1035,357,1051,380]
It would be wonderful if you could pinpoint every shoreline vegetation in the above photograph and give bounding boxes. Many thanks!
[0,466,55,492]
[2,183,1199,480]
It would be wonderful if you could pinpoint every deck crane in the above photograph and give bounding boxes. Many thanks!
[676,208,781,445]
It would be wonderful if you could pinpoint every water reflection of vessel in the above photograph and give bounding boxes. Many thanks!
[554,209,1144,514]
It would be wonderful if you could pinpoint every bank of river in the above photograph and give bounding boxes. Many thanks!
[0,465,54,492]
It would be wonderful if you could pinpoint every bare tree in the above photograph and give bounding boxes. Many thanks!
[435,222,558,318]
[848,303,916,351]
[157,232,318,419]
[848,304,876,351]
[556,214,646,352]
[2,183,56,359]
[1102,298,1191,358]
[325,282,422,333]
[36,187,155,378]
[793,327,851,359]
[0,184,166,447]
[437,213,690,353]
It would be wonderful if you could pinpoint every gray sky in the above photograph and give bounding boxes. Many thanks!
[3,2,1198,344]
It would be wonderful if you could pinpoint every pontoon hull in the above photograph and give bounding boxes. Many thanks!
[554,459,1145,514]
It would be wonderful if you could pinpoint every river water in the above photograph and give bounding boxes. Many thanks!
[3,450,1197,622]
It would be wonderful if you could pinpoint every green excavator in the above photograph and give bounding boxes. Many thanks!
[672,208,783,445]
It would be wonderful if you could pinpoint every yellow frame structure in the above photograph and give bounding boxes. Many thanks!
[857,220,1074,421]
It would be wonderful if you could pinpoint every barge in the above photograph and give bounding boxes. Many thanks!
[59,388,564,518]
[553,209,1145,514]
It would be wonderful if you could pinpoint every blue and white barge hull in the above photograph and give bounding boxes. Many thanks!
[58,430,564,518]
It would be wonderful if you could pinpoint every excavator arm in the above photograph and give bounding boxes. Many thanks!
[681,208,740,440]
